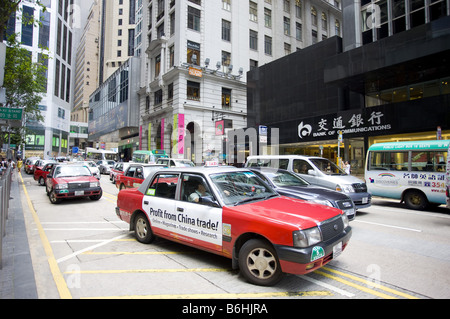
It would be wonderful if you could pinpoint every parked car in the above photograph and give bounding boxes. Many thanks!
[245,155,371,210]
[78,161,101,180]
[96,160,116,174]
[45,163,102,204]
[34,161,58,186]
[24,157,40,174]
[116,164,166,190]
[116,167,351,286]
[156,158,195,167]
[110,162,130,184]
[250,167,356,221]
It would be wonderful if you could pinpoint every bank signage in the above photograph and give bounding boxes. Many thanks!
[297,108,392,142]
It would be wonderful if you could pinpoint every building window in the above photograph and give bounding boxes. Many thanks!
[312,30,317,44]
[284,0,291,13]
[222,51,231,68]
[222,88,231,109]
[222,0,231,11]
[284,17,290,35]
[222,19,231,41]
[249,1,258,22]
[187,40,200,65]
[296,22,302,40]
[169,45,175,67]
[154,89,163,105]
[335,20,341,36]
[250,59,258,71]
[188,6,201,31]
[284,43,291,55]
[155,54,161,77]
[170,12,175,35]
[157,23,165,38]
[187,81,200,101]
[264,35,272,55]
[249,30,258,50]
[264,8,272,28]
[189,0,201,4]
[21,6,34,46]
[168,83,174,100]
[322,13,327,31]
[311,7,317,26]
[295,1,302,18]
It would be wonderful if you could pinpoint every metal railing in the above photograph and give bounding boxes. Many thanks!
[0,167,12,269]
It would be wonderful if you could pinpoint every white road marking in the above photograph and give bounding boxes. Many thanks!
[301,274,355,298]
[353,220,422,232]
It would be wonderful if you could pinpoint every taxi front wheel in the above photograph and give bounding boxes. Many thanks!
[238,239,282,286]
[134,213,155,244]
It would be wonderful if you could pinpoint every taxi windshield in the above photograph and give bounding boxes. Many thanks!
[263,170,309,187]
[210,171,278,206]
[54,165,92,177]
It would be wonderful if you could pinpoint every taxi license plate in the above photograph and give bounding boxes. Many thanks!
[75,190,84,196]
[333,242,342,258]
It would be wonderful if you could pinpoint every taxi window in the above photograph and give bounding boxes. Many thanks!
[293,159,313,174]
[126,166,136,177]
[135,167,144,179]
[147,173,179,199]
[181,174,215,205]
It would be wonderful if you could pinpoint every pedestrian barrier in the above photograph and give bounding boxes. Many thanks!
[0,167,12,269]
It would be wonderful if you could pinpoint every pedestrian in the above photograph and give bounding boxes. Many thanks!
[17,157,23,173]
[344,161,351,175]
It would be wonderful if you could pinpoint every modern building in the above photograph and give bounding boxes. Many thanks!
[128,0,343,164]
[247,0,450,174]
[4,0,75,159]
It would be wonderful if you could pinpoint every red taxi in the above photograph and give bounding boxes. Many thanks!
[109,162,130,184]
[34,162,58,186]
[116,167,351,286]
[116,164,166,190]
[46,164,102,204]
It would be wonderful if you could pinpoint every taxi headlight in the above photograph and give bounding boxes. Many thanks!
[311,199,333,207]
[336,184,354,193]
[341,212,350,229]
[90,182,99,188]
[293,227,322,248]
[55,183,68,190]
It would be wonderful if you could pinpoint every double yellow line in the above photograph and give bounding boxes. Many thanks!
[314,266,419,299]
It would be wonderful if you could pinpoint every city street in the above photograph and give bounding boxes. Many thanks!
[18,171,450,300]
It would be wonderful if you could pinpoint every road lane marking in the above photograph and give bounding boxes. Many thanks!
[64,268,232,274]
[301,275,355,298]
[353,219,422,232]
[20,173,72,299]
[84,290,333,299]
[322,267,419,299]
[81,251,196,255]
[314,269,396,299]
[51,239,135,243]
[56,234,128,263]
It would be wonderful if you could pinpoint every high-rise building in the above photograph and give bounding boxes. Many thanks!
[127,0,343,163]
[5,0,75,159]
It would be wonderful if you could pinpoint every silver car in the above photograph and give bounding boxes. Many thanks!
[96,160,116,174]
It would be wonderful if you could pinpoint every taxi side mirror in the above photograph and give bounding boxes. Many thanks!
[200,196,220,208]
[307,169,316,176]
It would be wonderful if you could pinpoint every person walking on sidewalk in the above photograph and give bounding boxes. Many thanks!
[17,157,23,173]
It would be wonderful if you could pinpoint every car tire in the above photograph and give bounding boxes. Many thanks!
[238,239,283,286]
[404,190,428,210]
[90,190,103,201]
[119,183,126,190]
[49,190,62,204]
[39,177,45,186]
[134,213,155,244]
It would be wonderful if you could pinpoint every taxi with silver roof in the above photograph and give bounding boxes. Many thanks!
[115,166,352,286]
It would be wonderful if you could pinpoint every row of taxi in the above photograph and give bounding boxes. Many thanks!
[28,157,354,286]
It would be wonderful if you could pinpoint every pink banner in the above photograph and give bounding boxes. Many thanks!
[139,125,142,150]
[161,118,164,150]
[178,114,184,154]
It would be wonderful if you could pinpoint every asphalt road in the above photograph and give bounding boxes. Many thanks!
[18,171,450,300]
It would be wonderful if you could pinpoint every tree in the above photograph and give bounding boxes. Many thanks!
[0,34,49,150]
[0,0,21,40]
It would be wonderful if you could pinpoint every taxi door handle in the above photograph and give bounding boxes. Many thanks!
[177,207,184,212]
[144,201,149,205]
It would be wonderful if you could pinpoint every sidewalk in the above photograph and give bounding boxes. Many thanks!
[0,171,38,299]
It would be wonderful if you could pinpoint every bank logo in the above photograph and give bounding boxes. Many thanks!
[298,122,312,139]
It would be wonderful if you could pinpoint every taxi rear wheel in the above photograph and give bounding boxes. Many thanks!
[134,213,155,244]
[238,239,282,286]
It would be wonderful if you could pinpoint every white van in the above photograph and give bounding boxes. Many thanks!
[245,155,371,210]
